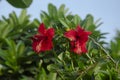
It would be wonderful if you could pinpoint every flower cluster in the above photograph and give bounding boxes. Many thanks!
[31,23,91,55]
[31,23,54,53]
[64,26,91,54]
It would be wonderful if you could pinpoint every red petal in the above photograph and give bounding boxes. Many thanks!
[81,43,87,53]
[76,25,91,36]
[65,25,91,55]
[70,41,87,54]
[32,39,43,53]
[32,23,54,53]
[32,38,53,53]
[81,31,91,37]
[76,25,84,32]
[46,28,55,39]
[73,47,82,54]
[32,34,45,41]
[85,31,92,35]
[64,30,77,41]
[78,36,88,44]
[38,23,46,35]
[79,31,91,43]
[41,39,53,51]
[70,41,81,54]
[74,41,82,54]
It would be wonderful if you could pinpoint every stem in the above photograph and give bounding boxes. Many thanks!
[89,36,116,64]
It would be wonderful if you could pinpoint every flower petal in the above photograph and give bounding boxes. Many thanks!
[65,25,91,55]
[81,43,87,53]
[42,40,53,51]
[79,31,91,43]
[38,23,46,35]
[46,28,55,39]
[64,30,77,41]
[32,23,54,53]
[32,39,43,53]
[76,25,84,32]
[70,41,87,54]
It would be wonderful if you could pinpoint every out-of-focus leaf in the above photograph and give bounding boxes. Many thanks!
[7,0,33,8]
[48,73,57,80]
[48,3,57,19]
[0,49,7,60]
[81,14,94,29]
[20,76,34,80]
[0,21,12,38]
[19,9,27,24]
[110,30,120,59]
[47,64,59,72]
[32,19,40,27]
[9,11,19,25]
[58,4,69,17]
[37,68,47,80]
[73,15,81,26]
[16,41,25,57]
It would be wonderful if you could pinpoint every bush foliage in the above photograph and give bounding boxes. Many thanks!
[0,3,120,80]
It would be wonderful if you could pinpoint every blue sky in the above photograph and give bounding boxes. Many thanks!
[0,0,120,42]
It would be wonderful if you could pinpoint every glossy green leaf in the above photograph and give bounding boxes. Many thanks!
[7,0,33,8]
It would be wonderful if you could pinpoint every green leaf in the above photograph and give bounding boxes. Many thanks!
[59,18,69,28]
[37,68,47,80]
[95,18,103,28]
[19,10,27,24]
[32,19,40,27]
[73,15,81,26]
[16,41,25,57]
[9,11,19,27]
[0,49,7,61]
[0,22,13,39]
[41,11,50,26]
[81,14,94,29]
[7,0,33,8]
[58,4,69,17]
[5,39,16,55]
[20,76,34,80]
[47,64,58,72]
[48,3,57,19]
[48,73,57,80]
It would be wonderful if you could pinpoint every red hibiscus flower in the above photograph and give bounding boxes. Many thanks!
[31,23,54,53]
[64,25,91,54]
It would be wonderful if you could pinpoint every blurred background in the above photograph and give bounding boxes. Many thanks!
[0,0,120,42]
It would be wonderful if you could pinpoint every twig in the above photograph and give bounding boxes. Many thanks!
[89,36,116,64]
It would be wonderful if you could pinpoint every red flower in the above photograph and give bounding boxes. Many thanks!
[32,23,54,53]
[64,25,91,54]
